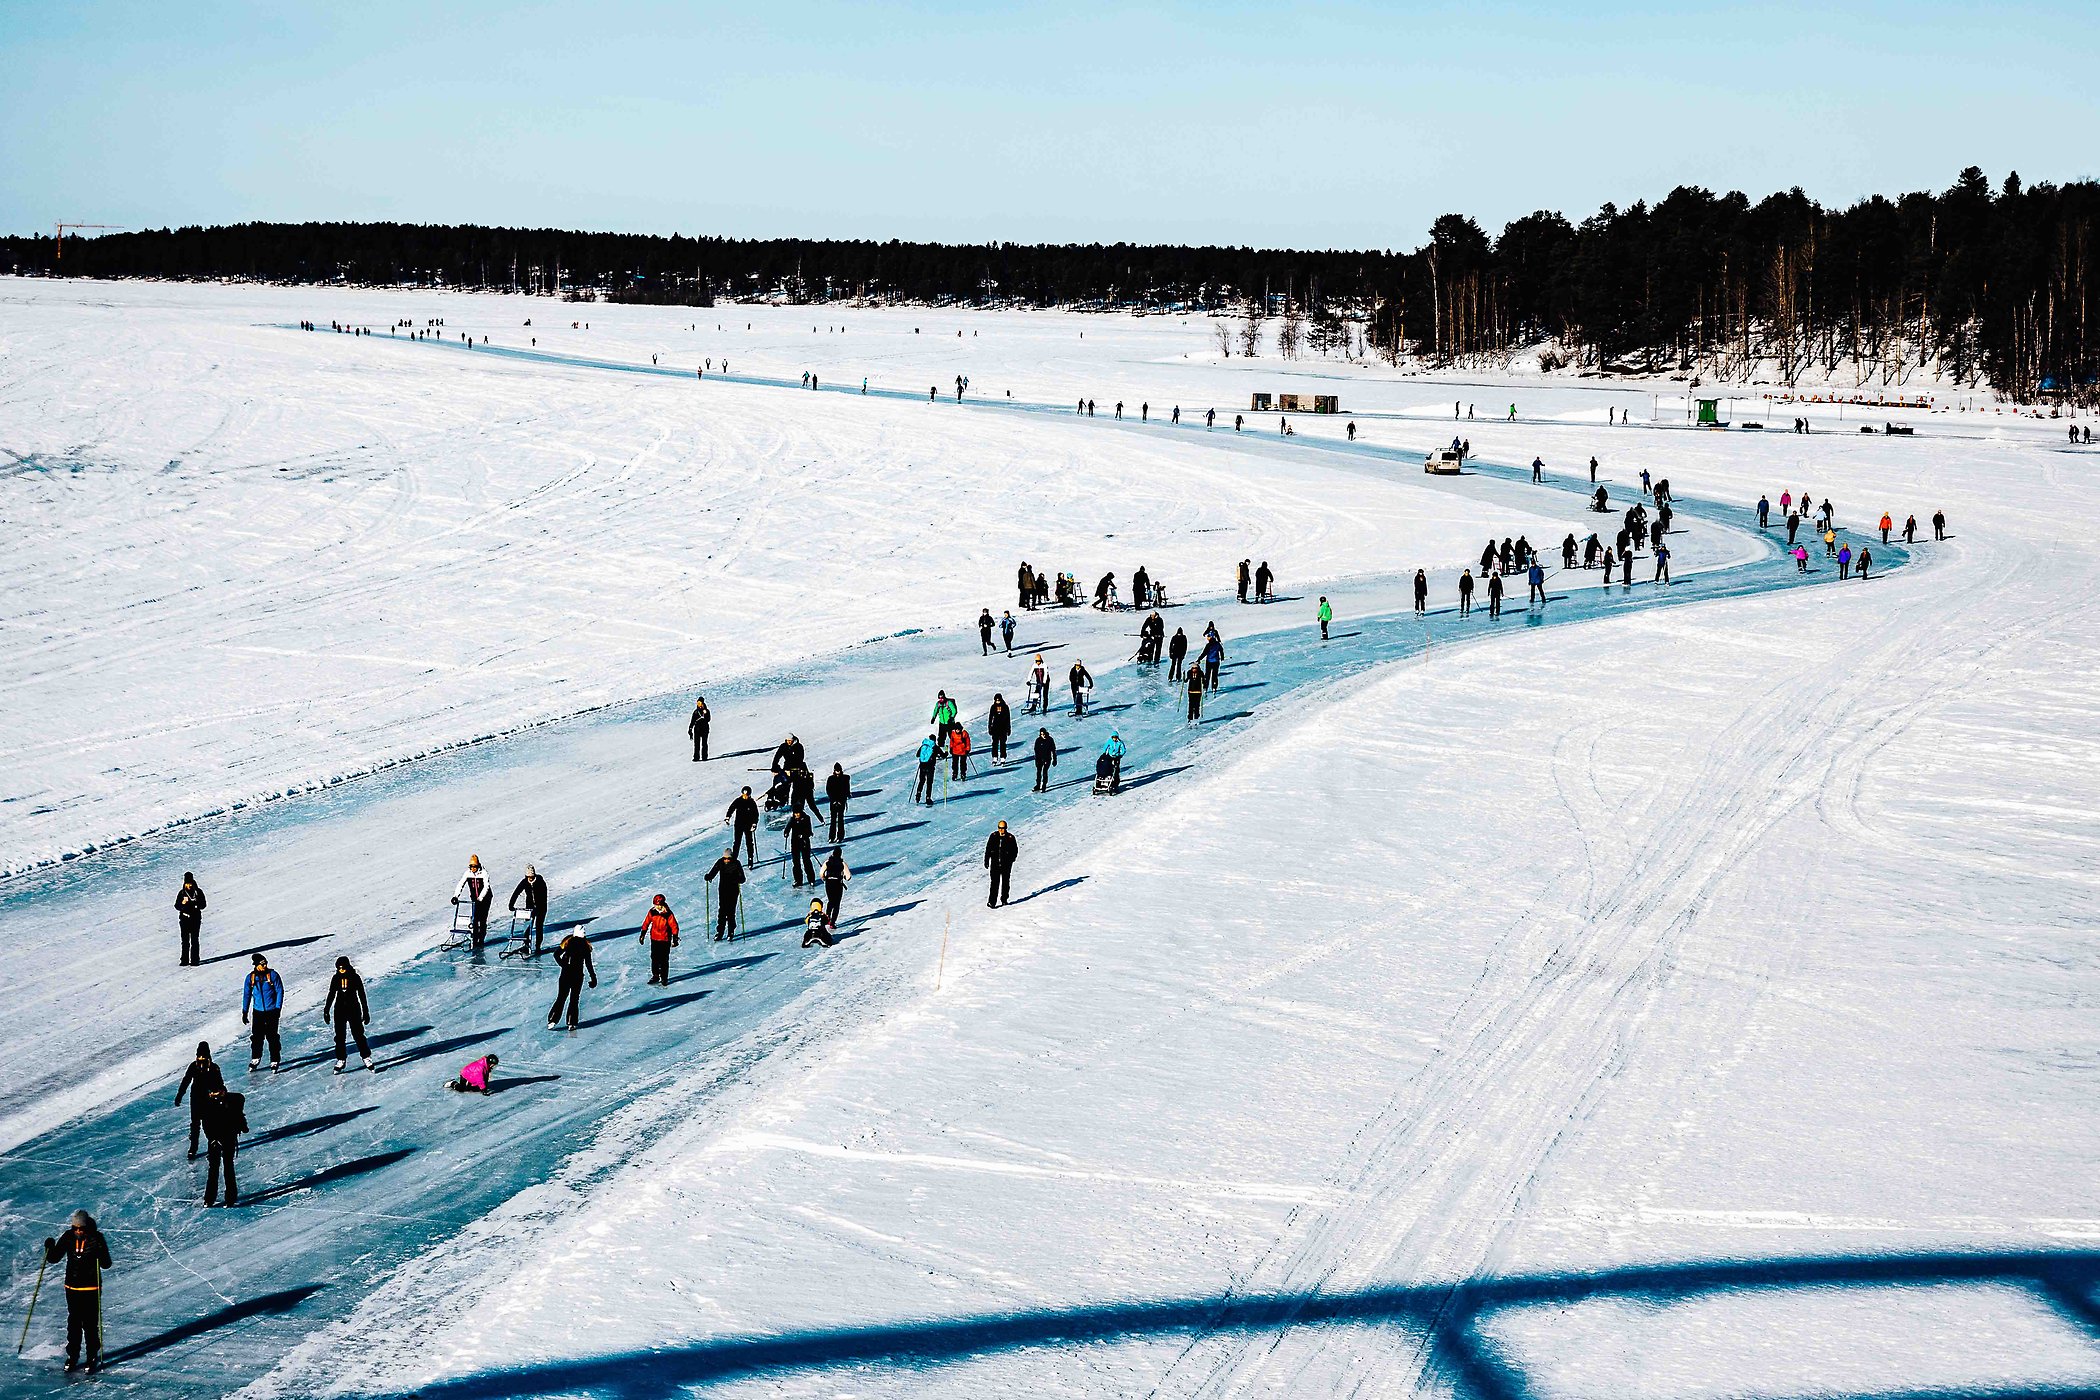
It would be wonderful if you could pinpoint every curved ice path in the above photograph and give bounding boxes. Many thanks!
[0,350,1914,1396]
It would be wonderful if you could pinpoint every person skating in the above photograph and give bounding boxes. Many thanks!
[1903,514,1917,544]
[1528,559,1547,605]
[1654,543,1671,585]
[454,855,494,950]
[509,863,550,955]
[175,871,206,966]
[726,787,760,862]
[175,1041,223,1160]
[321,956,373,1073]
[1167,627,1188,681]
[449,1054,497,1094]
[949,722,973,780]
[1562,534,1578,570]
[1838,543,1853,579]
[1933,510,1947,540]
[1757,496,1770,529]
[199,1086,246,1206]
[1621,550,1634,586]
[1824,527,1838,559]
[914,733,940,804]
[825,763,851,841]
[789,763,821,818]
[1413,569,1428,613]
[1099,733,1126,794]
[704,851,744,940]
[770,733,806,776]
[547,928,597,1029]
[638,893,680,980]
[786,806,818,886]
[983,820,1018,907]
[931,690,959,748]
[1200,629,1225,691]
[999,610,1016,653]
[1317,596,1332,640]
[241,953,285,1072]
[1254,561,1273,602]
[1132,565,1151,608]
[1236,559,1251,603]
[978,607,995,654]
[1068,660,1093,716]
[43,1211,111,1372]
[821,847,851,924]
[1458,568,1474,616]
[1032,727,1058,791]
[1879,512,1892,544]
[688,696,711,761]
[1531,456,1543,483]
[1589,455,1598,483]
[1857,546,1872,580]
[1028,655,1051,713]
[1185,660,1205,721]
[988,693,1012,761]
[1017,561,1035,611]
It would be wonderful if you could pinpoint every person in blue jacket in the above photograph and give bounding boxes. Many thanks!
[914,733,940,805]
[1199,629,1226,692]
[1099,733,1127,793]
[1527,559,1547,607]
[1757,495,1771,529]
[240,952,285,1073]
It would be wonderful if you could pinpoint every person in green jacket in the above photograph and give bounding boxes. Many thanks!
[931,691,959,748]
[1317,596,1333,641]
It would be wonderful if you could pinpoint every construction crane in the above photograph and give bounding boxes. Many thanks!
[53,224,123,259]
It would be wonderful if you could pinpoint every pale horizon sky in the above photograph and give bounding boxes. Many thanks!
[6,0,2096,250]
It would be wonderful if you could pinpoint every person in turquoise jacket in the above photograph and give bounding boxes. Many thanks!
[914,734,940,805]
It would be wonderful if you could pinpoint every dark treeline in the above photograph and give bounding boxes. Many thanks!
[7,167,2094,400]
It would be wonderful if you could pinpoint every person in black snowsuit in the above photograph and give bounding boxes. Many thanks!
[200,1087,246,1207]
[175,1041,223,1159]
[1068,660,1093,715]
[770,734,806,776]
[1487,571,1504,618]
[44,1212,111,1373]
[705,851,745,940]
[1458,569,1474,616]
[509,864,550,955]
[821,847,851,924]
[979,608,995,654]
[1132,565,1150,607]
[688,697,710,761]
[1032,728,1058,792]
[1786,511,1801,544]
[175,871,206,966]
[1186,662,1204,721]
[1480,541,1497,575]
[547,929,597,1029]
[983,821,1018,907]
[825,763,851,841]
[1933,510,1947,540]
[1621,550,1634,585]
[1236,559,1251,603]
[1254,561,1273,602]
[1167,627,1188,681]
[321,956,372,1072]
[789,765,820,818]
[726,787,759,863]
[786,807,818,886]
[1413,569,1428,613]
[1562,534,1578,569]
[988,694,1012,761]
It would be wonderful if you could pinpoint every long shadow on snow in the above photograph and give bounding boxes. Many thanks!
[199,934,331,967]
[245,1107,378,1149]
[100,1285,327,1367]
[372,1248,2100,1400]
[240,1148,416,1207]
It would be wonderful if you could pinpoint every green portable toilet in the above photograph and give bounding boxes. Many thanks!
[1695,397,1722,425]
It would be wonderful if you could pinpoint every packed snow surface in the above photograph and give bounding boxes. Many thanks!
[1,280,2095,1400]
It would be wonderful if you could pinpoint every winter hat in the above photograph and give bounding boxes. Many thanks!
[251,953,267,966]
[70,1210,92,1229]
[196,1040,212,1058]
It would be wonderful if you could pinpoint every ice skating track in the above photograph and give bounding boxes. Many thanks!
[0,339,1952,1397]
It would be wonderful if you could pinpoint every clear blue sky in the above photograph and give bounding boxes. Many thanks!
[6,0,2095,249]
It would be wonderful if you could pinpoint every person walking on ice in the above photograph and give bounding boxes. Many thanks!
[322,956,373,1072]
[454,855,495,951]
[1068,660,1094,716]
[1414,569,1428,614]
[1185,660,1206,722]
[175,1041,223,1159]
[510,864,549,955]
[241,953,284,1072]
[727,786,759,862]
[175,871,206,966]
[548,927,597,1029]
[638,893,680,981]
[705,851,745,940]
[914,733,940,804]
[1459,569,1474,616]
[1032,727,1058,791]
[984,820,1018,907]
[825,763,851,841]
[1528,559,1547,606]
[1654,542,1671,585]
[821,846,851,925]
[1317,596,1332,640]
[200,1086,246,1206]
[43,1211,111,1372]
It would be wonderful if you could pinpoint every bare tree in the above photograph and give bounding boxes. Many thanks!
[1277,300,1305,360]
[1214,318,1234,358]
[1238,302,1263,357]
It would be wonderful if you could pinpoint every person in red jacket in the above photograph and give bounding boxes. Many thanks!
[948,722,973,780]
[638,894,679,985]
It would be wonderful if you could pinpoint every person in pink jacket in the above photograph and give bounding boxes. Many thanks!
[449,1054,498,1094]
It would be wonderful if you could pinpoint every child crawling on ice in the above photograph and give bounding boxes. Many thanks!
[448,1053,498,1094]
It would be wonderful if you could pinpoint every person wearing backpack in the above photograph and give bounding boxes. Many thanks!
[240,953,285,1073]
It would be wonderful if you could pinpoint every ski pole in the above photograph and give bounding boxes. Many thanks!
[17,1256,46,1354]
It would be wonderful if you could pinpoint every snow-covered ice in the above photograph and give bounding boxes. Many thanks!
[1,279,2095,1399]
